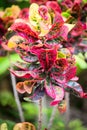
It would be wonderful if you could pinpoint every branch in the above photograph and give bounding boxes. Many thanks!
[10,72,25,122]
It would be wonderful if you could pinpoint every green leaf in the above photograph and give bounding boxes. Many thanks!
[62,12,70,18]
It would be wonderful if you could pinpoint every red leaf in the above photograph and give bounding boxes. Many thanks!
[19,8,29,20]
[70,21,84,37]
[10,22,38,39]
[32,45,58,71]
[83,93,87,98]
[38,5,48,20]
[61,0,73,9]
[65,67,77,81]
[58,25,69,41]
[46,1,61,13]
[45,80,56,99]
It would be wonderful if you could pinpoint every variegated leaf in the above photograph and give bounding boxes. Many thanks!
[50,86,64,106]
[67,81,84,97]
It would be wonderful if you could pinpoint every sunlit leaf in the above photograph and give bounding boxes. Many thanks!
[0,123,8,130]
[13,122,36,130]
[58,100,66,113]
[23,80,37,94]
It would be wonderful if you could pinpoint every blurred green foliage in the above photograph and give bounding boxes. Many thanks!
[0,0,30,9]
[83,0,87,3]
[0,0,87,130]
[0,53,22,78]
[0,91,16,107]
[75,53,87,75]
[22,102,38,121]
[0,119,15,130]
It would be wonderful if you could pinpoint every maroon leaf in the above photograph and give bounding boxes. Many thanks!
[32,45,58,71]
[55,58,68,70]
[71,3,81,19]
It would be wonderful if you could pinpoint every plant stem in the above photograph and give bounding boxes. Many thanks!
[38,98,42,130]
[65,92,70,125]
[8,52,24,122]
[10,72,25,122]
[47,106,57,130]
